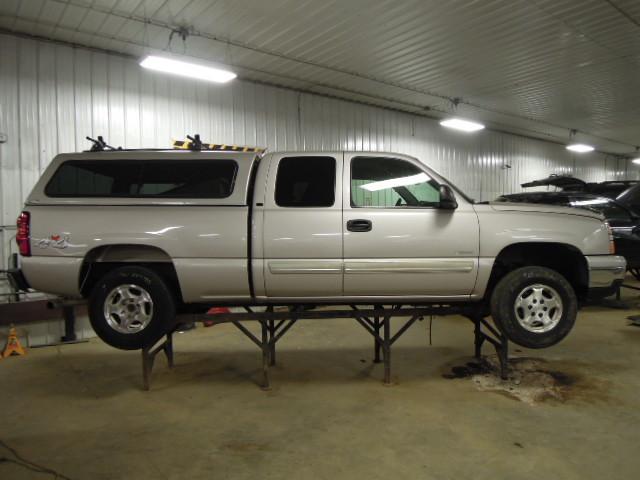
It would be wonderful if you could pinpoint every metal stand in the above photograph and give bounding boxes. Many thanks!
[141,332,174,391]
[351,305,422,385]
[228,307,299,390]
[61,306,77,342]
[139,304,511,390]
[470,315,509,380]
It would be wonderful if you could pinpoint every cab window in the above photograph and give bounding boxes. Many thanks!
[351,156,440,208]
[275,156,336,207]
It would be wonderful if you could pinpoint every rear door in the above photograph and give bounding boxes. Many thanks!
[342,154,479,297]
[261,153,343,297]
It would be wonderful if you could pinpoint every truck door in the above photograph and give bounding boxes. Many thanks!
[342,154,479,297]
[261,153,343,297]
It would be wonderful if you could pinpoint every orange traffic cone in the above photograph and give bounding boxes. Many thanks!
[2,326,27,358]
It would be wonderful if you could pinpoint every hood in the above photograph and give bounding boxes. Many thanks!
[489,202,604,221]
[521,175,586,190]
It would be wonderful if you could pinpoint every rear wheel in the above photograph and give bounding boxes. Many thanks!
[89,266,176,350]
[490,266,577,349]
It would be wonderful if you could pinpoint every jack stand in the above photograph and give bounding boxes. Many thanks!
[229,307,299,390]
[469,316,509,380]
[141,331,174,391]
[351,305,422,385]
[2,326,27,358]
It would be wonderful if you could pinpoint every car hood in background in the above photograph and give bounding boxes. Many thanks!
[489,202,604,221]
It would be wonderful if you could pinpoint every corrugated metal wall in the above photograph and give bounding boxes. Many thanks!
[0,32,636,341]
[1,32,635,227]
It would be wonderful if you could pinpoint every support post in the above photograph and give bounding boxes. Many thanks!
[382,315,391,385]
[473,316,484,360]
[260,320,271,390]
[61,305,77,342]
[497,332,509,380]
[141,332,174,391]
[468,315,509,381]
[268,319,277,366]
[373,314,382,363]
[165,332,174,368]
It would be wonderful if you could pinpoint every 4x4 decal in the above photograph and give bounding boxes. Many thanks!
[37,234,70,250]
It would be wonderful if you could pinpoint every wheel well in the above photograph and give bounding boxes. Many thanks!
[79,245,183,302]
[486,243,588,300]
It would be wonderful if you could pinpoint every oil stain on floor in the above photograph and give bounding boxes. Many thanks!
[443,356,611,406]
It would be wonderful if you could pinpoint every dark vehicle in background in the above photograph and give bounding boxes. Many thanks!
[521,174,638,198]
[497,191,640,280]
[521,174,640,214]
[615,183,640,216]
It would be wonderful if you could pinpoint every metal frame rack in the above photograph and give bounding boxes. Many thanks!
[140,305,509,391]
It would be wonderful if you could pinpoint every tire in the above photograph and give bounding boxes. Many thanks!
[89,266,176,350]
[490,266,577,349]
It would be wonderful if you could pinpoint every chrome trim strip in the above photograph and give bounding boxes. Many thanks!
[344,259,475,274]
[268,261,343,274]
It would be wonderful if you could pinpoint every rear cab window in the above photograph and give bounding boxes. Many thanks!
[45,160,238,199]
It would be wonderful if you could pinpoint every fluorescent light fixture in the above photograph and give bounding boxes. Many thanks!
[139,55,236,83]
[566,143,594,153]
[440,118,485,132]
[361,173,430,192]
[632,158,640,165]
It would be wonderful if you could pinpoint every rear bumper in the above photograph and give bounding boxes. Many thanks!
[6,268,31,291]
[585,255,626,298]
[5,254,31,291]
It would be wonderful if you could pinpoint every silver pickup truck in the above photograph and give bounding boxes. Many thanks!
[12,149,625,351]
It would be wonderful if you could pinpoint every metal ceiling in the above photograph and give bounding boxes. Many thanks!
[1,0,639,155]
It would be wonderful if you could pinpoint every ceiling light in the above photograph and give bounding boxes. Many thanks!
[566,143,594,153]
[140,55,236,83]
[440,118,485,133]
[632,158,640,165]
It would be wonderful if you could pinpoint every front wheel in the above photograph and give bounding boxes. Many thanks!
[490,266,577,349]
[89,266,176,350]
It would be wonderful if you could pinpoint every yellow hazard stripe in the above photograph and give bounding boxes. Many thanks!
[172,139,265,153]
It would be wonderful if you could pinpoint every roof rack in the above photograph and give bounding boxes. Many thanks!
[85,136,122,152]
[172,134,265,153]
[82,134,265,154]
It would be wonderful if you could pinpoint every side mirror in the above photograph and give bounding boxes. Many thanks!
[439,185,458,210]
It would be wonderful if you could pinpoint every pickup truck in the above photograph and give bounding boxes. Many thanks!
[12,149,626,351]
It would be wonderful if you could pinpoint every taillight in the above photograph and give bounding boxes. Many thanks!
[605,221,615,254]
[16,211,31,257]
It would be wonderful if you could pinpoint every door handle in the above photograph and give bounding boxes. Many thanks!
[347,219,372,232]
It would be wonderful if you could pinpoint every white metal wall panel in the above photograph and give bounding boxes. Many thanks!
[0,32,634,254]
[1,33,632,228]
[3,0,639,154]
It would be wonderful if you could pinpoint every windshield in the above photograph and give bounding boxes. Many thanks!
[418,163,475,203]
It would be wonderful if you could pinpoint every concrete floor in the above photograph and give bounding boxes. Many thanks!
[2,287,640,480]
